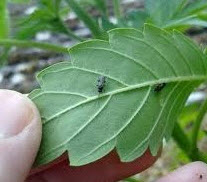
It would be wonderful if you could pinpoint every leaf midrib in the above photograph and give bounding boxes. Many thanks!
[124,82,183,160]
[38,88,151,161]
[45,75,207,123]
[38,81,197,163]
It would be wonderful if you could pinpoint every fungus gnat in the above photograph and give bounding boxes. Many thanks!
[154,83,166,92]
[97,76,106,93]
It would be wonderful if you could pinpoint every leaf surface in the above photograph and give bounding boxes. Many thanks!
[141,0,207,30]
[145,0,187,26]
[30,24,207,166]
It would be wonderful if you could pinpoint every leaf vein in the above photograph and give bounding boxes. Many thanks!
[177,34,207,74]
[123,35,179,76]
[160,33,194,75]
[73,67,129,86]
[40,95,112,158]
[44,75,207,123]
[40,66,129,87]
[163,82,192,140]
[125,82,183,159]
[76,87,151,162]
[76,47,159,79]
[32,91,89,100]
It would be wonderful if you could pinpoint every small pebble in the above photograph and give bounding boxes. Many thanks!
[10,73,25,85]
[36,31,51,41]
[24,6,37,15]
[0,74,3,83]
[186,91,206,105]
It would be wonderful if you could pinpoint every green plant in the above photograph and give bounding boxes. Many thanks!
[124,0,207,30]
[1,0,207,63]
[16,0,83,41]
[29,24,207,167]
[0,0,106,65]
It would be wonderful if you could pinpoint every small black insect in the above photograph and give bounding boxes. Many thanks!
[154,83,166,92]
[97,76,106,93]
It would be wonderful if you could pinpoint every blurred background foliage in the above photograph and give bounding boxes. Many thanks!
[4,0,207,42]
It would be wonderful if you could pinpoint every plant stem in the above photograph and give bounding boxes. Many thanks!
[196,151,207,163]
[0,0,10,66]
[0,39,68,53]
[113,0,122,23]
[54,0,61,14]
[191,97,207,160]
[54,0,84,41]
[65,0,103,38]
[124,177,141,182]
[0,47,10,66]
[0,0,9,39]
[172,121,192,156]
[94,0,108,17]
[173,120,207,163]
[58,17,84,41]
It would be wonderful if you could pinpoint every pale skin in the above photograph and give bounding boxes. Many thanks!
[0,90,207,182]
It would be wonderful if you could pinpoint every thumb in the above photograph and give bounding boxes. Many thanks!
[0,90,42,182]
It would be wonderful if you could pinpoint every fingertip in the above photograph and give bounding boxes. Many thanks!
[0,90,42,182]
[156,161,207,182]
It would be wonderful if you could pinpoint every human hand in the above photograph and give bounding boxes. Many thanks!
[0,90,207,182]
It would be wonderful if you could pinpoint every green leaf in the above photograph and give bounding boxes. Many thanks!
[143,0,207,30]
[94,0,108,16]
[8,0,30,3]
[29,24,207,167]
[145,0,187,26]
[99,17,117,31]
[65,0,103,38]
[16,9,64,39]
[16,0,70,40]
[164,15,207,30]
[181,0,207,16]
[124,10,149,29]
